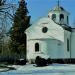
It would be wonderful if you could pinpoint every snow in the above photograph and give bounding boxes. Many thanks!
[0,68,9,72]
[1,64,75,75]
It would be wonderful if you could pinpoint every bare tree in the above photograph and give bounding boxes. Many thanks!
[0,0,17,56]
[0,0,6,6]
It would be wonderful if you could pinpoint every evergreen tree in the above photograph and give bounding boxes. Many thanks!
[10,0,31,59]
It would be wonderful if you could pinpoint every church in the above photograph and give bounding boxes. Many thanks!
[25,2,75,63]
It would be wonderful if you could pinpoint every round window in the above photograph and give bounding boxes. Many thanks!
[42,27,48,33]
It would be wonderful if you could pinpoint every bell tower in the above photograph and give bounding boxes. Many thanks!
[48,0,69,25]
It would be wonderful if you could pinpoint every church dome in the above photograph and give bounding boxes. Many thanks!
[50,6,68,13]
[52,6,65,11]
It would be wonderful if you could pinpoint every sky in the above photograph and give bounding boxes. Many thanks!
[25,0,75,27]
[6,0,75,27]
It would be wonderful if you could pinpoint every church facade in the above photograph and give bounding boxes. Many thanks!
[25,4,75,63]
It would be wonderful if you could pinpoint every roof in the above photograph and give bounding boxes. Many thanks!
[52,6,65,11]
[52,19,72,32]
[50,6,69,14]
[61,25,72,32]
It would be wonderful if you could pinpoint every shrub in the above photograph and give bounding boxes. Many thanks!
[16,59,26,65]
[57,59,65,64]
[47,58,52,65]
[7,58,15,65]
[35,56,47,67]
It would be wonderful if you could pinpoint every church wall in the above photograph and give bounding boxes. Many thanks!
[27,38,68,60]
[26,18,67,60]
[26,30,71,60]
[26,19,64,42]
[71,31,75,58]
[27,40,48,60]
[26,17,72,62]
[45,39,64,59]
[64,30,71,58]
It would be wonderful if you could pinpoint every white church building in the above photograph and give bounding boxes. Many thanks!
[25,3,75,63]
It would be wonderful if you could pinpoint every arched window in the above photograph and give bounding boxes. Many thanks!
[52,14,56,21]
[35,43,39,52]
[60,14,64,21]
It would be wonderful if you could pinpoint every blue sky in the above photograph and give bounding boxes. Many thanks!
[26,0,75,26]
[6,0,75,26]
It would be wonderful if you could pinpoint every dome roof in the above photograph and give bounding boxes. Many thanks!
[53,6,65,11]
[50,6,69,13]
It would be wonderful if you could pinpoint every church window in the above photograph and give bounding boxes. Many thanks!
[52,14,56,21]
[42,27,48,33]
[48,15,50,18]
[67,39,69,52]
[35,43,39,52]
[60,14,64,21]
[67,16,69,24]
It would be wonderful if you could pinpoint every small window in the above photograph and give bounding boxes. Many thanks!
[67,16,69,24]
[42,27,48,33]
[60,14,64,21]
[67,39,69,52]
[35,43,39,52]
[48,15,50,18]
[52,14,56,21]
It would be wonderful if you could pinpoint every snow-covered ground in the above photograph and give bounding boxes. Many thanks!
[1,64,75,75]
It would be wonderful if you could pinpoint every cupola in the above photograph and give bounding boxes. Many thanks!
[48,0,70,25]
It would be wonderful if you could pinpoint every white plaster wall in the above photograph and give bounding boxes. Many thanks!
[27,40,47,60]
[71,31,75,58]
[45,39,70,59]
[26,18,66,60]
[27,38,67,60]
[64,30,71,58]
[26,17,71,60]
[26,29,71,60]
[26,18,64,42]
[45,39,64,59]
